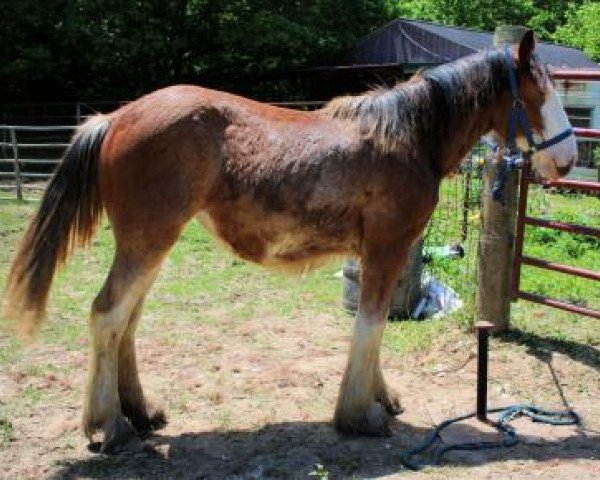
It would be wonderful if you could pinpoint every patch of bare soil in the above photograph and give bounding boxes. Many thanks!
[1,310,599,479]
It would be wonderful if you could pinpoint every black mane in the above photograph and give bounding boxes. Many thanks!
[323,49,510,155]
[421,50,509,127]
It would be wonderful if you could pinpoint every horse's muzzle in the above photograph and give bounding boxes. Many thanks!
[556,161,575,178]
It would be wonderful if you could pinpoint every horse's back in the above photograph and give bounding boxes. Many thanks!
[94,85,353,252]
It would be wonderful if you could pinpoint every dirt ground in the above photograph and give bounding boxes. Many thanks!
[1,307,599,480]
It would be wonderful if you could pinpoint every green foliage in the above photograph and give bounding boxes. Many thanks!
[2,0,594,103]
[309,463,330,480]
[420,182,600,332]
[386,0,589,41]
[389,0,537,32]
[527,0,582,40]
[527,211,600,255]
[0,417,15,445]
[554,2,600,60]
[0,0,389,101]
[521,189,600,310]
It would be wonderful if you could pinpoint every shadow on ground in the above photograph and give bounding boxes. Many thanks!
[50,418,599,479]
[498,329,600,372]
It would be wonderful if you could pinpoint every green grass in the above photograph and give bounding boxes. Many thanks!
[505,188,600,360]
[423,183,600,351]
[0,196,348,350]
[1,185,599,363]
[521,188,600,311]
[382,317,447,354]
[0,416,15,446]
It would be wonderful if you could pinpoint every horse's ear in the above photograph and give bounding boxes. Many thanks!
[518,29,536,63]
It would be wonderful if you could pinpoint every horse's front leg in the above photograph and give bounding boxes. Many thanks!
[373,345,403,416]
[334,243,409,436]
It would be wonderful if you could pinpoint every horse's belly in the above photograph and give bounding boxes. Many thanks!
[196,210,357,269]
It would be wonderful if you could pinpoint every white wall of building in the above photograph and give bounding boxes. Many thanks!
[557,80,600,129]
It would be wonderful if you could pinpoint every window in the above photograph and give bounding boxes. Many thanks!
[565,107,592,129]
[564,107,597,168]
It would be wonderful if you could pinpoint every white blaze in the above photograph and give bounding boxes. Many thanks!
[522,84,579,180]
[534,88,578,167]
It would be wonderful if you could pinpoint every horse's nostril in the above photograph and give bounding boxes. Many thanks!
[556,163,573,177]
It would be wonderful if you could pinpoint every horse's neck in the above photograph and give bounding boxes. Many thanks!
[420,56,509,177]
[433,98,499,178]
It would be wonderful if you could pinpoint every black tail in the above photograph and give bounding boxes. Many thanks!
[3,115,110,337]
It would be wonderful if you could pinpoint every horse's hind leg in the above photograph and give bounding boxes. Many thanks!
[83,248,165,452]
[334,242,409,435]
[118,295,167,432]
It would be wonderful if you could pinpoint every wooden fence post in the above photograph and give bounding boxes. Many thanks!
[476,25,528,332]
[9,127,22,201]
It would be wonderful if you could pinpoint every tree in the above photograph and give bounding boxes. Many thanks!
[387,0,537,32]
[385,0,590,41]
[0,0,390,102]
[1,0,597,103]
[554,1,600,60]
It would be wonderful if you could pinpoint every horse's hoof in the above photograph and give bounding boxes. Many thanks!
[125,403,168,433]
[82,409,103,440]
[365,402,393,436]
[335,402,393,437]
[380,389,404,416]
[147,405,167,431]
[101,415,136,454]
[139,404,167,433]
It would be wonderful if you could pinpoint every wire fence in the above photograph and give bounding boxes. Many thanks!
[420,144,487,322]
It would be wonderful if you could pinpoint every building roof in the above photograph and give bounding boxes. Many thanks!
[354,19,599,70]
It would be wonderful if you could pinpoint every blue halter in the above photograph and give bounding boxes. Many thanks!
[492,47,574,204]
[504,45,573,154]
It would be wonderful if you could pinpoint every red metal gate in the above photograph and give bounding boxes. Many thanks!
[512,129,600,319]
[512,69,600,319]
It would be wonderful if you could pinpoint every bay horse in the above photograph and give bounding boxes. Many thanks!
[3,31,576,452]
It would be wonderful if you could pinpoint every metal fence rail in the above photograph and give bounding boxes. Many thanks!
[0,125,76,200]
[0,102,325,201]
[512,130,600,320]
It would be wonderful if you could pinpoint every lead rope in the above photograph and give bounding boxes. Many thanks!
[399,405,579,470]
[400,264,580,471]
[400,322,579,471]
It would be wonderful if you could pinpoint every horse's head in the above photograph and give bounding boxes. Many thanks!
[494,30,577,180]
